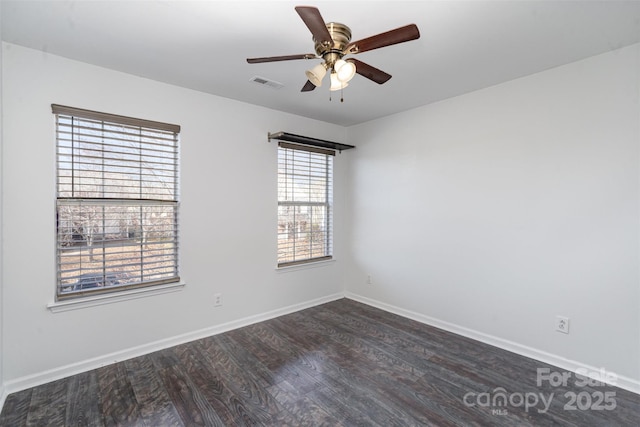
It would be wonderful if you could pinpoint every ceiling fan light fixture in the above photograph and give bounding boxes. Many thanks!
[305,63,327,87]
[330,72,349,91]
[334,59,356,83]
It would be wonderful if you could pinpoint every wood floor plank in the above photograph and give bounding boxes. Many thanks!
[197,334,285,424]
[266,380,344,427]
[123,356,183,427]
[228,324,328,395]
[310,377,422,427]
[171,339,252,425]
[1,298,638,426]
[285,308,428,386]
[25,377,69,426]
[64,370,104,427]
[322,301,439,360]
[415,366,536,426]
[153,362,225,426]
[0,388,32,426]
[216,330,280,389]
[96,362,146,426]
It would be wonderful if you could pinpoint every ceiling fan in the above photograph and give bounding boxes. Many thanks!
[246,6,420,96]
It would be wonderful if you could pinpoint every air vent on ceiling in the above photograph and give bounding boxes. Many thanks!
[250,76,284,90]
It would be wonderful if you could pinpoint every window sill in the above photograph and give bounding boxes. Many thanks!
[276,258,335,272]
[47,281,186,313]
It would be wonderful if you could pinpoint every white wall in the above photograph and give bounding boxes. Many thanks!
[0,3,5,405]
[1,42,346,386]
[345,44,640,386]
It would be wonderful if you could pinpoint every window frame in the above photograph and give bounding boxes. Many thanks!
[277,142,334,267]
[53,104,181,300]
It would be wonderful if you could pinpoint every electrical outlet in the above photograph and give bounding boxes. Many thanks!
[367,274,372,284]
[214,293,223,307]
[556,316,570,334]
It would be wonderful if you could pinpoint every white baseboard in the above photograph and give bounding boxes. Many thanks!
[345,292,640,395]
[2,292,345,397]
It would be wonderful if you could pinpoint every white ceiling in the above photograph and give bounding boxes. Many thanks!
[2,1,640,126]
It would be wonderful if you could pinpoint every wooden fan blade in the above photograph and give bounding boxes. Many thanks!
[247,54,316,64]
[295,6,332,45]
[349,59,392,84]
[345,24,420,54]
[301,80,317,92]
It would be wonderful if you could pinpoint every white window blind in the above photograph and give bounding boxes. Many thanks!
[53,104,180,299]
[277,142,333,267]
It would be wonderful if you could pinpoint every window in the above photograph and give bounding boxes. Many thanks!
[277,142,333,266]
[53,104,180,299]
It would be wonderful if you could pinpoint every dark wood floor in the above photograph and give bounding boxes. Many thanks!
[1,298,638,426]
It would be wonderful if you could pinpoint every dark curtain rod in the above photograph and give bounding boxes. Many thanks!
[268,131,355,153]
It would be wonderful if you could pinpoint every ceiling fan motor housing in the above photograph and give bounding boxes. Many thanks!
[314,22,352,66]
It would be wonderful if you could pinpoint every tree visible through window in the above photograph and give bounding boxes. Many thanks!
[277,142,333,266]
[53,105,180,299]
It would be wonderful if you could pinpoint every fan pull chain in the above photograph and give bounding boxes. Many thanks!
[329,89,345,103]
